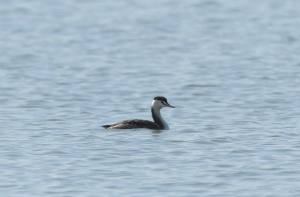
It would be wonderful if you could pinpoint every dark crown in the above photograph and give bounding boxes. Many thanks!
[153,96,168,102]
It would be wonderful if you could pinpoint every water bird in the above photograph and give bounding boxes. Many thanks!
[102,96,175,130]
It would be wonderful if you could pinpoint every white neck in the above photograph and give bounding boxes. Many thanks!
[151,100,169,130]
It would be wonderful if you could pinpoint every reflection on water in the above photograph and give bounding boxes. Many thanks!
[151,130,164,134]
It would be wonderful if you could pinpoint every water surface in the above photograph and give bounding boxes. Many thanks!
[1,0,300,196]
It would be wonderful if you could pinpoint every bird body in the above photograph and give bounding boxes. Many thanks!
[102,96,175,130]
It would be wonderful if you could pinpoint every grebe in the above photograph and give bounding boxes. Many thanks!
[102,96,175,130]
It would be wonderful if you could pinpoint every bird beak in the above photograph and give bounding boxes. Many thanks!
[166,104,175,108]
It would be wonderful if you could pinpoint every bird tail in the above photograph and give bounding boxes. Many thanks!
[102,125,111,129]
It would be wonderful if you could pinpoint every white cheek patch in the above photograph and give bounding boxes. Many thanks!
[152,99,170,109]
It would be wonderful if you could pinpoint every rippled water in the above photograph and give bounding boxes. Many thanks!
[1,0,300,196]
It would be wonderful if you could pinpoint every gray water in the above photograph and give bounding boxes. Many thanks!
[1,0,300,196]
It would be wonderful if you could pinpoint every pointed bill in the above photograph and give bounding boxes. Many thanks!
[166,103,175,108]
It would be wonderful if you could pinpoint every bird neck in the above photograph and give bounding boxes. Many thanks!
[151,106,169,130]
